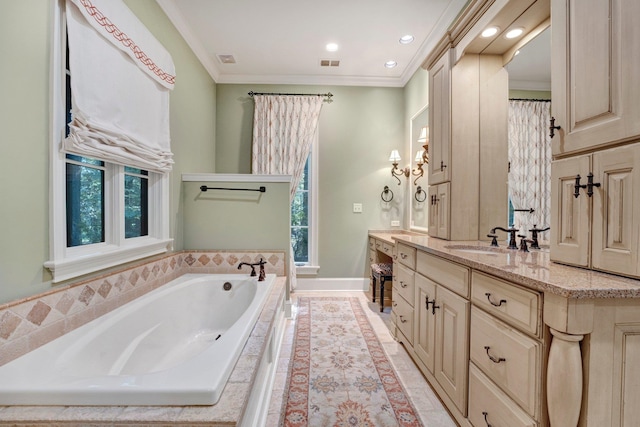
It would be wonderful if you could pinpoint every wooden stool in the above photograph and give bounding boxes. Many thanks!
[371,263,393,312]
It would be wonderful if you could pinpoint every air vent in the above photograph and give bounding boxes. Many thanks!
[320,59,340,67]
[217,54,236,64]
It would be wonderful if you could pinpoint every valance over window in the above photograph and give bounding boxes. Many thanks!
[64,0,175,173]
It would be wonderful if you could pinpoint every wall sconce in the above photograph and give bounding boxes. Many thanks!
[411,126,429,184]
[389,150,410,185]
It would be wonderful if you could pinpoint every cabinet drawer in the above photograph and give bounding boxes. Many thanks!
[416,251,469,297]
[381,242,394,258]
[396,243,416,269]
[470,307,541,418]
[368,249,376,265]
[394,294,413,346]
[471,272,541,336]
[368,238,376,251]
[394,263,415,306]
[469,363,537,427]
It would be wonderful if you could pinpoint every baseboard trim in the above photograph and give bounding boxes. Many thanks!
[294,277,369,292]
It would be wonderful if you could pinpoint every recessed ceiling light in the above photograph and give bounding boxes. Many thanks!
[505,28,524,39]
[399,35,414,44]
[481,26,499,38]
[326,43,339,52]
[385,60,397,69]
[514,49,521,56]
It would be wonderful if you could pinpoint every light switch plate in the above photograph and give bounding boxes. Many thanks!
[353,203,363,213]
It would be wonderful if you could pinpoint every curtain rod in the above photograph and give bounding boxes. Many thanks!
[248,91,333,102]
[509,98,551,102]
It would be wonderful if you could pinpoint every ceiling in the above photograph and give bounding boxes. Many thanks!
[156,0,470,87]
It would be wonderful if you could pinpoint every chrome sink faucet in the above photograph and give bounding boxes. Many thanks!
[490,226,519,249]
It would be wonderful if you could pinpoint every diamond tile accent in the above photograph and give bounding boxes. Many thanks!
[55,293,75,315]
[26,301,52,326]
[141,266,151,281]
[268,254,279,266]
[113,274,127,292]
[128,271,140,286]
[226,254,239,266]
[0,311,22,340]
[169,258,177,269]
[212,254,225,265]
[198,255,210,265]
[78,286,96,306]
[97,281,112,299]
[184,254,196,266]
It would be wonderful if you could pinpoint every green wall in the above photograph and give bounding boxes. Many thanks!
[0,0,216,305]
[215,84,405,278]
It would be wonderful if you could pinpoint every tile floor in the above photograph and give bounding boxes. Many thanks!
[264,291,457,426]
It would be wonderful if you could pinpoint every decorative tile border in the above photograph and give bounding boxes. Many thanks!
[0,250,285,367]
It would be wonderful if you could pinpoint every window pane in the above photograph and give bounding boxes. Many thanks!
[291,191,308,227]
[291,227,309,263]
[297,157,309,191]
[66,161,104,247]
[125,172,149,238]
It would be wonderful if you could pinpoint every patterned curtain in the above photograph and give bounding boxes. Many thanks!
[508,100,552,237]
[251,95,324,289]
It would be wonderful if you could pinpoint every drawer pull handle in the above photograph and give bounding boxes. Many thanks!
[399,315,407,323]
[393,302,397,307]
[400,253,407,259]
[482,411,492,427]
[425,295,432,310]
[400,281,408,288]
[485,292,507,307]
[484,346,506,363]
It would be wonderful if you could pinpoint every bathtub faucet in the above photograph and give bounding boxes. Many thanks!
[237,262,257,277]
[255,258,266,282]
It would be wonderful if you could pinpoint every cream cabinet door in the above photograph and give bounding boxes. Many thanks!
[550,155,591,267]
[551,0,640,156]
[434,284,469,414]
[428,50,451,185]
[592,145,640,278]
[414,273,437,374]
[428,183,450,239]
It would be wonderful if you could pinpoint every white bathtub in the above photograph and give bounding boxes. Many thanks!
[0,273,276,406]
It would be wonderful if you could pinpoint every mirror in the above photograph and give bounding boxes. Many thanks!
[409,105,429,232]
[504,26,551,239]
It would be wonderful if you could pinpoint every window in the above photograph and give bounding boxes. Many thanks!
[290,137,319,275]
[45,2,171,283]
[291,158,310,264]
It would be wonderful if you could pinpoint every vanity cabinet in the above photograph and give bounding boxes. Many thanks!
[405,250,470,416]
[469,272,544,424]
[551,143,640,278]
[551,0,640,156]
[392,243,417,344]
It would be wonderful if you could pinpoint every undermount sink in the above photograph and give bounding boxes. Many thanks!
[444,245,510,255]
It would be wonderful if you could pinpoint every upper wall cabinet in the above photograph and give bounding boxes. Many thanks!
[428,51,451,185]
[551,0,640,156]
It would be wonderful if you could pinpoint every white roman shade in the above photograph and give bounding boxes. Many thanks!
[64,0,175,172]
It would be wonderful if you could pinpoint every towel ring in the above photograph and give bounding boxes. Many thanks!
[381,186,394,202]
[414,186,427,202]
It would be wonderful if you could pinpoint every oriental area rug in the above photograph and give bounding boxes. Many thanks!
[280,297,423,427]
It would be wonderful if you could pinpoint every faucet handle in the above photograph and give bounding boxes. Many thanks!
[517,234,533,252]
[487,234,499,247]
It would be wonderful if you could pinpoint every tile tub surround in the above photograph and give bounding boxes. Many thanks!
[0,250,285,368]
[0,275,287,426]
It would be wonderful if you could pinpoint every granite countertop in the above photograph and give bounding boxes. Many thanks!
[372,232,640,299]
